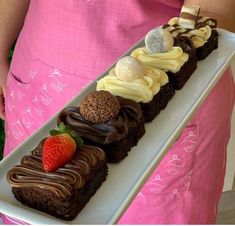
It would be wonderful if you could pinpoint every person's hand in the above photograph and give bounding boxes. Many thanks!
[0,61,9,119]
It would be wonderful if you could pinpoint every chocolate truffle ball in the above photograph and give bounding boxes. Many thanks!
[80,90,120,123]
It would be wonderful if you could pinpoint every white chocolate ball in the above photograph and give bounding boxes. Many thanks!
[115,56,145,82]
[145,28,174,54]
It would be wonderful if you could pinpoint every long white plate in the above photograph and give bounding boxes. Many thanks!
[0,29,235,225]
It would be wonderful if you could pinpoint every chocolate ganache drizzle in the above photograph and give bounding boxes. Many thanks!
[7,141,106,198]
[162,16,217,49]
[196,16,217,29]
[58,97,142,144]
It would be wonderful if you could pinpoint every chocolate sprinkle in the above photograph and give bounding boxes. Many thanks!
[80,91,120,124]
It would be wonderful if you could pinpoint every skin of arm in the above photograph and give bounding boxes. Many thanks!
[0,0,30,119]
[184,0,235,32]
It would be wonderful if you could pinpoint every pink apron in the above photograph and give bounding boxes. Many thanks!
[3,0,235,224]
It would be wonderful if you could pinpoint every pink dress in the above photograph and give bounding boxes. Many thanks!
[2,0,235,224]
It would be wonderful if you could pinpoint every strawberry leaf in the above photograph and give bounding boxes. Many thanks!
[58,122,66,132]
[50,129,63,136]
[74,135,84,148]
[50,122,84,149]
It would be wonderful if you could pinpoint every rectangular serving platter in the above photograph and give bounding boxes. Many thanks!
[0,29,235,225]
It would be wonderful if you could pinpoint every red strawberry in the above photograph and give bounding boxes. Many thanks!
[42,123,83,172]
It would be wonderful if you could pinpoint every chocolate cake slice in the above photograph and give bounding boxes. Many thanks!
[140,82,175,122]
[58,91,145,163]
[166,36,197,90]
[196,29,219,60]
[7,143,108,221]
[164,14,219,61]
[131,28,197,91]
[97,56,175,123]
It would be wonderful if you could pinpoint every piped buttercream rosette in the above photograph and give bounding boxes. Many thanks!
[97,56,168,103]
[163,5,217,49]
[130,27,189,73]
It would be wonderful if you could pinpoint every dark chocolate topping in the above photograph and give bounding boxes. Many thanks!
[57,96,142,144]
[174,36,195,54]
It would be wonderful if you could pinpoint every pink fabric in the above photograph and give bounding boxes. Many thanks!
[119,68,235,224]
[2,0,235,224]
[17,0,182,78]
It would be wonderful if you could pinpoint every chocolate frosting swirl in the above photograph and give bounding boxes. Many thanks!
[57,96,142,144]
[7,141,106,198]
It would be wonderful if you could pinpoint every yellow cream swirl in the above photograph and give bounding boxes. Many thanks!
[97,66,168,103]
[131,46,189,73]
[166,18,212,48]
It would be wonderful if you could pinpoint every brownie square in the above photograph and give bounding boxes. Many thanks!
[161,36,197,91]
[7,143,108,221]
[58,96,145,163]
[196,29,219,60]
[167,48,197,90]
[83,114,145,163]
[140,82,175,122]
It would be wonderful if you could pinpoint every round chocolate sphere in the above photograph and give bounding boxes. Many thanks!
[80,90,120,123]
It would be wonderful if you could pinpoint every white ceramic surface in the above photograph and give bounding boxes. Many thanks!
[0,29,235,225]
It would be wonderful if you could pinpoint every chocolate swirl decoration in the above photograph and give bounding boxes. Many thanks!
[163,23,192,38]
[162,22,213,49]
[7,142,106,198]
[162,23,197,38]
[57,96,142,144]
[196,16,217,29]
[163,16,217,39]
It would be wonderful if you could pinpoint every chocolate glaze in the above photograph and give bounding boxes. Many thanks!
[7,142,106,198]
[57,96,142,144]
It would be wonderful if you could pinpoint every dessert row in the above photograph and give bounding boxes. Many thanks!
[7,6,219,222]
